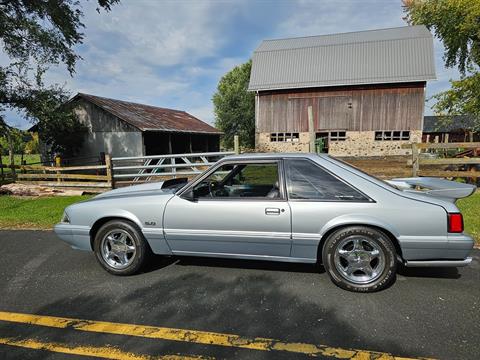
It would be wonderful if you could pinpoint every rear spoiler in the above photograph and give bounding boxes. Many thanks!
[386,177,476,203]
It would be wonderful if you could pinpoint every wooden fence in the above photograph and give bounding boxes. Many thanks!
[0,155,113,192]
[1,151,236,190]
[402,142,480,178]
[6,140,476,192]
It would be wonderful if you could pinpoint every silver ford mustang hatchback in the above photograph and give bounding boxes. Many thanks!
[55,153,475,292]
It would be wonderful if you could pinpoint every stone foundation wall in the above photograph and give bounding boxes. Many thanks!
[256,130,422,156]
[329,130,422,156]
[256,132,310,153]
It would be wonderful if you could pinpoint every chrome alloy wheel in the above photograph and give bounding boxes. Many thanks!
[100,229,136,270]
[333,236,385,284]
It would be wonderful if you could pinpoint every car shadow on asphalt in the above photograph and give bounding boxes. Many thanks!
[142,254,462,281]
[140,255,179,274]
[145,254,324,274]
[397,265,461,279]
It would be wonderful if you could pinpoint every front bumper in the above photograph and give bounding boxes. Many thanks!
[54,223,92,251]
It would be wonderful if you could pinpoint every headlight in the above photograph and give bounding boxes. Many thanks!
[60,212,70,224]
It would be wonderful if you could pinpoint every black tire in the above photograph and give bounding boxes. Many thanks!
[93,220,150,275]
[322,226,397,292]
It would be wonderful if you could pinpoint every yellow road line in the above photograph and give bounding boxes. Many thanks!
[0,336,210,360]
[0,311,432,359]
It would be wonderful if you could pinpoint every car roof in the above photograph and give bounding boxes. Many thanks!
[223,152,329,161]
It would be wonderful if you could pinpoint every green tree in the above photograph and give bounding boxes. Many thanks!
[23,87,87,157]
[213,60,255,149]
[0,128,25,155]
[25,132,39,154]
[403,0,480,130]
[0,0,118,154]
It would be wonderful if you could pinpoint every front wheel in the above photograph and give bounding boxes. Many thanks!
[322,226,397,292]
[93,220,150,275]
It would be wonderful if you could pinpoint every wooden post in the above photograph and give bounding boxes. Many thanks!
[105,154,114,189]
[7,132,16,180]
[55,156,61,183]
[0,152,4,183]
[234,135,240,154]
[307,105,315,153]
[469,131,474,142]
[411,143,419,177]
[8,151,15,180]
[444,133,449,157]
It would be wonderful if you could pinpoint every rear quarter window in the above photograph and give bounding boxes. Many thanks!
[285,159,370,202]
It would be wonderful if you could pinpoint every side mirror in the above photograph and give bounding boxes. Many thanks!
[181,188,196,202]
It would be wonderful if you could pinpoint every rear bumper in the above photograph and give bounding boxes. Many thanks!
[399,233,474,261]
[54,223,92,251]
[404,257,473,267]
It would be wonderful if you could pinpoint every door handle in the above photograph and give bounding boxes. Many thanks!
[265,208,281,215]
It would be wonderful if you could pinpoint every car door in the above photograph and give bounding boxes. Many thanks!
[163,160,292,258]
[285,158,372,261]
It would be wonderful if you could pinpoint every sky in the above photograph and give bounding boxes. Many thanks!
[4,0,460,129]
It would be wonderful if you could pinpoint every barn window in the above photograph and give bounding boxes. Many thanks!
[270,133,299,142]
[329,131,347,141]
[375,131,410,141]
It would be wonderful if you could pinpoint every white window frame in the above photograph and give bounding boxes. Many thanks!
[270,132,300,143]
[374,130,410,141]
[329,131,347,141]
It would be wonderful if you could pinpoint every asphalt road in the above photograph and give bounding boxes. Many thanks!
[0,230,478,360]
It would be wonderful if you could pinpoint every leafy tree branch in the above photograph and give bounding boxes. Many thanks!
[403,0,480,129]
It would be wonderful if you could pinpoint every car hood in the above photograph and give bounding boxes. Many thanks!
[93,181,175,200]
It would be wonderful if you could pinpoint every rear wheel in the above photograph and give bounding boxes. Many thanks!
[93,220,150,275]
[322,226,397,292]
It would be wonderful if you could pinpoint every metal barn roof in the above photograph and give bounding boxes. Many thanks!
[73,93,222,134]
[249,25,436,91]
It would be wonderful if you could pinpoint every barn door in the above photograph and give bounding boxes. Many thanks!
[315,96,352,130]
[287,97,314,133]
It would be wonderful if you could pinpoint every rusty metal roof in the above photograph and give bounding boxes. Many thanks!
[73,93,222,134]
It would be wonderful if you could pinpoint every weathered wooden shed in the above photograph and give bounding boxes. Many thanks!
[249,26,436,156]
[70,93,221,158]
[423,115,479,143]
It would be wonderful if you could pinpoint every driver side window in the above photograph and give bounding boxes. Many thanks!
[192,162,281,199]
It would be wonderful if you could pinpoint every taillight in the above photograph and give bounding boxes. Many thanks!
[448,213,464,233]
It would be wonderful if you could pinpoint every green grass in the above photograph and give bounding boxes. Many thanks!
[0,195,92,229]
[457,191,480,244]
[0,154,41,166]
